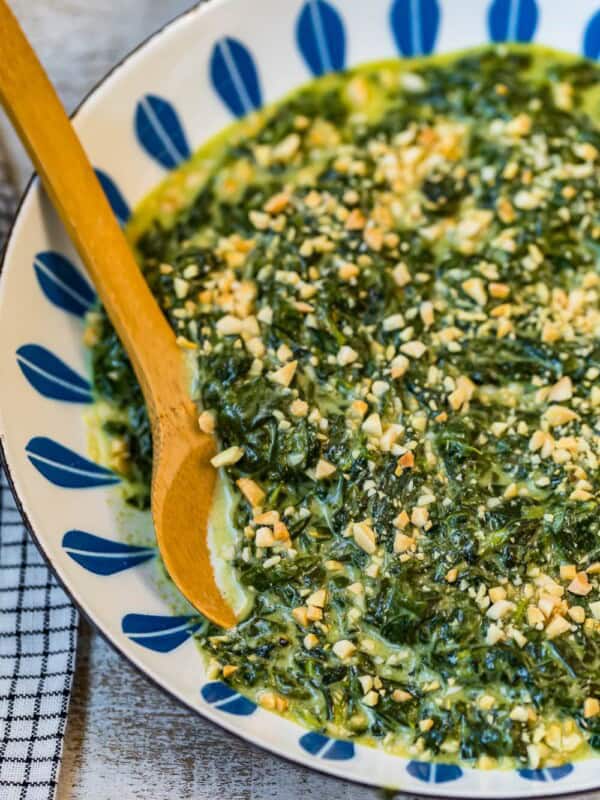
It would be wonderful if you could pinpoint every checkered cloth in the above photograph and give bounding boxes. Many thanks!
[0,162,78,800]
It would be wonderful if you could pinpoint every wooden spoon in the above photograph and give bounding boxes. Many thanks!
[0,0,237,628]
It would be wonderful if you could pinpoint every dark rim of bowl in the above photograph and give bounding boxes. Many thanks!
[0,4,597,798]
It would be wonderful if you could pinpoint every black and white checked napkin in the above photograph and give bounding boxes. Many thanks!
[0,160,78,800]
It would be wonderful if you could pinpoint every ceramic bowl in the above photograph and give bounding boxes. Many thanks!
[1,0,600,795]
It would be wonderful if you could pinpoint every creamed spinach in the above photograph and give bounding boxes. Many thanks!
[88,47,600,769]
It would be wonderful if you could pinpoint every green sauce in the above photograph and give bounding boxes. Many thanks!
[208,473,254,619]
[87,46,600,770]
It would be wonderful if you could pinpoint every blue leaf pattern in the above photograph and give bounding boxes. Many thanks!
[390,0,441,57]
[407,761,463,783]
[296,0,346,76]
[518,765,574,782]
[16,344,92,404]
[33,251,96,318]
[62,530,155,575]
[210,37,262,118]
[488,0,538,43]
[201,682,257,716]
[25,437,119,489]
[122,614,201,653]
[135,95,191,170]
[95,169,131,227]
[584,10,600,60]
[299,732,355,761]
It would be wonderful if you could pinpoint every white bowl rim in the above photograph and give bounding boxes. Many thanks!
[0,2,599,796]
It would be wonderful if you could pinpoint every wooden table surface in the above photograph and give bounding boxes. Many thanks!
[3,4,598,800]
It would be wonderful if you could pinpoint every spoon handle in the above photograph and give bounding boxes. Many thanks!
[0,0,185,420]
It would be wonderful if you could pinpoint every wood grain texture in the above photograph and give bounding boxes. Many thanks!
[58,620,382,800]
[3,4,598,800]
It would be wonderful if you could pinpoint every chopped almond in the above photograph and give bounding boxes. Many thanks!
[584,698,600,719]
[268,360,298,388]
[198,410,216,434]
[315,459,336,480]
[353,521,377,554]
[236,478,265,508]
[568,572,592,596]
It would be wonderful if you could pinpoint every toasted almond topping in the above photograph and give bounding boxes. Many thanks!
[394,532,416,554]
[332,639,356,660]
[446,567,459,584]
[509,705,530,722]
[337,345,359,366]
[392,262,412,287]
[363,690,380,707]
[506,113,532,137]
[383,313,405,332]
[362,413,383,437]
[489,586,507,604]
[448,375,475,411]
[545,614,571,639]
[397,451,415,470]
[420,301,435,328]
[236,478,265,508]
[589,601,600,620]
[268,360,298,388]
[338,261,359,281]
[345,209,366,230]
[290,399,309,417]
[568,572,592,596]
[569,488,594,502]
[478,694,496,711]
[560,564,577,582]
[211,446,244,468]
[527,605,545,626]
[349,400,368,420]
[364,226,384,251]
[198,410,216,434]
[568,606,586,624]
[264,192,290,214]
[307,589,327,608]
[400,340,427,359]
[216,315,243,336]
[393,510,410,529]
[548,376,573,403]
[391,354,410,379]
[353,521,377,554]
[544,405,578,428]
[489,282,510,299]
[315,459,337,480]
[292,606,309,627]
[411,506,429,528]
[486,623,505,645]
[584,698,600,719]
[487,600,516,620]
[462,277,487,305]
[255,527,275,548]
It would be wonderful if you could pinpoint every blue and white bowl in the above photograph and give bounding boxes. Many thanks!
[1,1,600,795]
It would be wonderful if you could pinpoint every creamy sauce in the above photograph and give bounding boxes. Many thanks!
[207,474,254,619]
[86,45,600,770]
